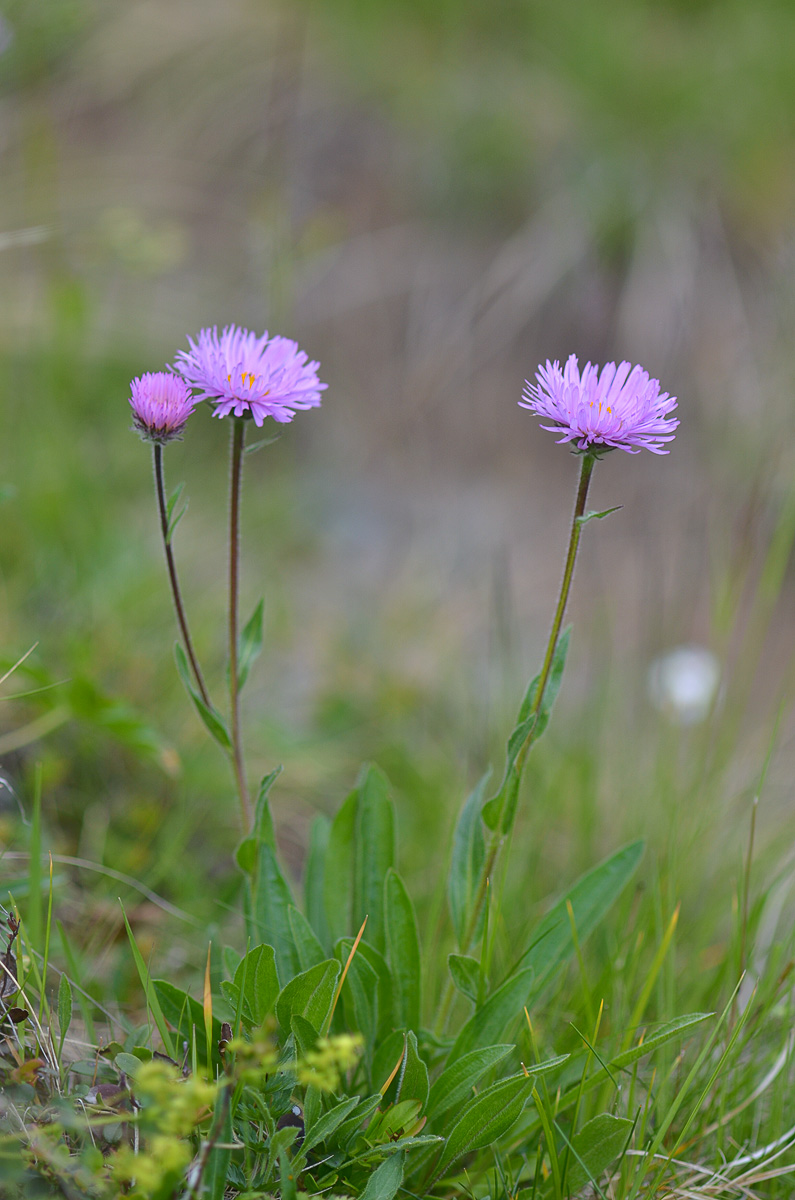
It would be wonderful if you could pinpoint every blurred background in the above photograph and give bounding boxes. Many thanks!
[1,0,795,997]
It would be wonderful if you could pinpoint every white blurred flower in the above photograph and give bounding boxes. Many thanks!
[647,645,721,726]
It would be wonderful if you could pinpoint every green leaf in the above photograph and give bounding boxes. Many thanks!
[57,973,72,1050]
[612,1012,712,1071]
[360,1149,405,1200]
[236,768,281,873]
[203,1086,234,1200]
[221,943,280,1027]
[339,936,395,1042]
[432,1072,534,1181]
[518,841,644,996]
[394,1031,429,1110]
[448,772,488,947]
[305,815,331,953]
[237,599,264,692]
[288,906,326,971]
[448,954,481,1003]
[165,482,187,541]
[448,966,535,1064]
[483,628,571,832]
[385,869,421,1031]
[335,1094,383,1150]
[174,642,231,750]
[121,905,175,1059]
[336,939,379,1063]
[291,1012,320,1057]
[353,765,395,954]
[427,1044,514,1119]
[275,959,340,1035]
[324,789,357,945]
[250,842,300,981]
[114,1052,142,1077]
[566,1113,632,1193]
[299,1093,362,1160]
[577,505,622,526]
[153,980,222,1067]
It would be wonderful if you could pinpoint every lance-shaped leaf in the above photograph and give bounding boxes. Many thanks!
[385,868,421,1031]
[174,642,231,750]
[482,629,571,832]
[236,598,264,692]
[517,841,644,996]
[448,771,489,949]
[431,1072,534,1182]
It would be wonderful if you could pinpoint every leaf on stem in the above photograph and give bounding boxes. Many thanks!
[448,771,489,948]
[482,628,571,832]
[174,642,231,750]
[165,481,188,541]
[237,599,264,692]
[576,505,622,527]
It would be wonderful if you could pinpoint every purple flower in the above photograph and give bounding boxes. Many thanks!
[520,355,678,455]
[129,371,196,444]
[173,325,327,427]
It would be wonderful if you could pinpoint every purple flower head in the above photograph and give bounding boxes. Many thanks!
[129,371,196,444]
[173,325,327,427]
[520,355,679,455]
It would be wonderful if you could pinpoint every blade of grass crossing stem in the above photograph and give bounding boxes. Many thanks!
[324,915,368,1035]
[121,902,175,1059]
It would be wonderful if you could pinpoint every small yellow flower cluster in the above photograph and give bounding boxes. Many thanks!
[227,1020,281,1083]
[109,1060,216,1197]
[295,1034,363,1092]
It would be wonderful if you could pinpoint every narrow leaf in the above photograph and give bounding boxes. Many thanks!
[174,643,231,750]
[57,973,72,1051]
[567,1113,632,1193]
[288,906,326,971]
[385,868,421,1031]
[305,815,331,953]
[432,1072,534,1181]
[360,1149,405,1200]
[275,959,340,1035]
[427,1043,514,1119]
[353,765,395,953]
[518,841,644,996]
[448,967,535,1064]
[448,771,488,947]
[237,599,264,692]
[448,954,481,1003]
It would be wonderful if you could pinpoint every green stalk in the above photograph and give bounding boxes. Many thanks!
[153,443,211,709]
[228,418,252,828]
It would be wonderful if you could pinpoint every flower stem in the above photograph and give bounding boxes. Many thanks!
[229,418,252,829]
[515,450,595,774]
[435,452,597,1032]
[153,443,211,709]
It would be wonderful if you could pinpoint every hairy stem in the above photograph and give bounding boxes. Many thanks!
[153,443,211,709]
[228,418,252,829]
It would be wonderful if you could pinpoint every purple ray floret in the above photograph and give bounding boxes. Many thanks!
[174,325,327,427]
[129,371,196,444]
[520,354,679,454]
